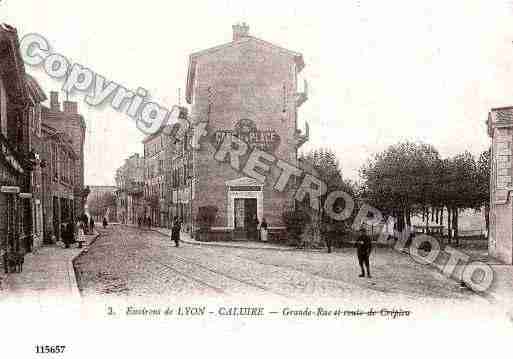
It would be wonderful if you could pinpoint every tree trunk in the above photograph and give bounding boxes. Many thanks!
[396,210,405,233]
[447,207,452,242]
[453,207,459,246]
[425,207,429,232]
[484,205,490,238]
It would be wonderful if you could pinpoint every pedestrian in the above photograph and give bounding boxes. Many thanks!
[62,222,71,248]
[103,217,108,228]
[171,216,182,247]
[147,216,151,228]
[356,227,372,278]
[325,222,333,253]
[77,221,85,247]
[90,217,95,232]
[260,218,268,242]
[138,217,142,228]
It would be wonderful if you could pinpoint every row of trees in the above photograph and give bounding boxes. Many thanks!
[87,192,117,220]
[360,142,490,243]
[288,143,490,247]
[286,149,359,247]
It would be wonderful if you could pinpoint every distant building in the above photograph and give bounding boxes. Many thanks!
[86,185,117,223]
[487,107,513,264]
[115,153,145,225]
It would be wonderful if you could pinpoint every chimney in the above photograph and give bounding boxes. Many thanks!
[232,22,249,41]
[50,91,60,111]
[63,100,78,114]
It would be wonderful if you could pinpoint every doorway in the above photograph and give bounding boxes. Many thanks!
[234,198,258,239]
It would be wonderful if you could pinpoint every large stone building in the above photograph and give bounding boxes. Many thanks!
[42,91,87,220]
[487,107,513,264]
[25,75,48,249]
[142,106,188,228]
[115,153,145,225]
[39,122,78,240]
[0,24,48,269]
[184,23,308,238]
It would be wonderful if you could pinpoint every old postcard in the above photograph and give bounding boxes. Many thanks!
[0,0,511,358]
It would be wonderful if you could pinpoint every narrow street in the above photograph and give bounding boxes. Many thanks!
[73,225,495,316]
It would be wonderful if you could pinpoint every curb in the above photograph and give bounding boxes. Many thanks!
[69,232,100,298]
[67,258,81,300]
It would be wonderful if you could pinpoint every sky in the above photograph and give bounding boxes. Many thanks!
[2,0,513,185]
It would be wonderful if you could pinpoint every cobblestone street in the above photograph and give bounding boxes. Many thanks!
[71,225,505,319]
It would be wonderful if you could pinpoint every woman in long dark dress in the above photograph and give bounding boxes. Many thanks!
[260,218,268,242]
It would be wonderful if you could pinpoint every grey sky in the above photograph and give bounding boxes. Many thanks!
[2,0,512,185]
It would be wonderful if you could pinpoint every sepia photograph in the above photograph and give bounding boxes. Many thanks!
[0,0,511,357]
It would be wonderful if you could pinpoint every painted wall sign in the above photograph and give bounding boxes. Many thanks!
[212,119,280,152]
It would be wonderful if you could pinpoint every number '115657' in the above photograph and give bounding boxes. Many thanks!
[35,345,66,354]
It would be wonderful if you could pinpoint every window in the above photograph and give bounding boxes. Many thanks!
[496,140,512,188]
[0,76,7,137]
[36,105,42,136]
[60,148,66,182]
[71,159,74,185]
[52,143,58,181]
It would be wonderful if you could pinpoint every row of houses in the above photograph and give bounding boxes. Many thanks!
[0,24,86,270]
[114,23,311,240]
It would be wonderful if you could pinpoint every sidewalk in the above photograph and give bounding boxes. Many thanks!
[142,225,297,251]
[0,232,99,311]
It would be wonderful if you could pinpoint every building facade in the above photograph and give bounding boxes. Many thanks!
[0,24,46,269]
[40,91,87,242]
[115,153,145,225]
[40,122,78,241]
[142,106,188,229]
[184,23,308,238]
[487,107,513,264]
[25,74,48,249]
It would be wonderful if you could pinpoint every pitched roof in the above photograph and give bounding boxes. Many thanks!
[186,35,305,104]
[225,176,264,186]
[0,24,30,105]
[25,74,47,104]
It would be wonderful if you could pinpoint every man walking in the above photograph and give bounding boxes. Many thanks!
[356,227,372,278]
[171,216,182,247]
